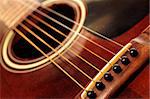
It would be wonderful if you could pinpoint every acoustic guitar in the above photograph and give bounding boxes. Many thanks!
[0,0,149,98]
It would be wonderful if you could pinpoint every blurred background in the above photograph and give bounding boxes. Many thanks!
[39,0,149,38]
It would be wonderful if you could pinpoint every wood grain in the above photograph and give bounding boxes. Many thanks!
[0,14,149,99]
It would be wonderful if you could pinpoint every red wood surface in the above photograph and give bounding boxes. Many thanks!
[0,15,149,98]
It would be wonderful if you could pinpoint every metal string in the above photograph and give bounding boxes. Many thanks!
[14,28,86,91]
[1,1,93,90]
[24,15,112,66]
[30,14,115,60]
[40,4,124,48]
[25,18,101,72]
[28,15,110,62]
[1,0,124,91]
[18,23,94,81]
[4,0,114,69]
[25,0,124,47]
[14,0,118,56]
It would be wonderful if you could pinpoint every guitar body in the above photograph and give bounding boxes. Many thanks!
[0,0,149,98]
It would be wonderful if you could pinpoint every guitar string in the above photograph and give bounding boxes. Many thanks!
[23,0,124,48]
[29,14,111,63]
[29,14,115,61]
[1,1,94,90]
[18,18,111,89]
[1,0,118,92]
[32,6,118,55]
[13,28,86,91]
[17,20,111,91]
[24,15,111,72]
[3,1,123,63]
[25,18,102,72]
[1,0,117,61]
[7,0,114,82]
[14,0,118,56]
[4,1,113,72]
[1,1,107,88]
[18,23,95,81]
[2,0,121,91]
[3,1,116,67]
[5,8,110,77]
[3,4,92,90]
[44,7,125,47]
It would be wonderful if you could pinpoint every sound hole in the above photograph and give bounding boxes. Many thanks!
[11,4,76,60]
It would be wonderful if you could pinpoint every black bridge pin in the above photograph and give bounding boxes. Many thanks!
[130,48,138,57]
[96,82,105,90]
[113,64,122,74]
[104,72,113,81]
[87,91,97,99]
[121,56,130,65]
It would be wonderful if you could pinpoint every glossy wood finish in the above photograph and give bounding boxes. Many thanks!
[0,13,149,99]
[83,27,149,99]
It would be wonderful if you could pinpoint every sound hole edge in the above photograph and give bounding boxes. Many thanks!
[10,4,76,62]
